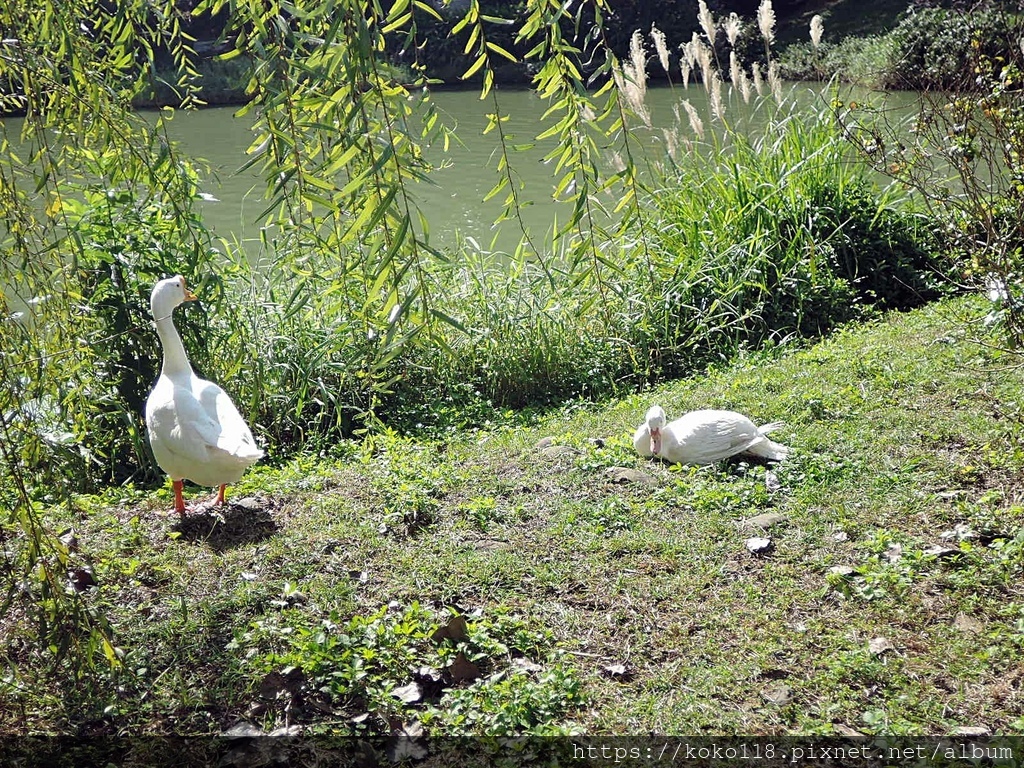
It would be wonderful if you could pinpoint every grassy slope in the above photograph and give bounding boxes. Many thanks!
[8,295,1024,739]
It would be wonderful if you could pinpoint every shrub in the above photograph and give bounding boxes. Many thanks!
[838,18,1024,345]
[779,36,894,86]
[625,103,946,377]
[882,8,1018,91]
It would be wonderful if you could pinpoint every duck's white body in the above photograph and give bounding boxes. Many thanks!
[145,276,263,514]
[633,405,788,465]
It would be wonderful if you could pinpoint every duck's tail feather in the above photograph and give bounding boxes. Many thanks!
[745,436,789,461]
[747,421,788,460]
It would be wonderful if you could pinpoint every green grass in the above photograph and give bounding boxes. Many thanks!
[4,295,1024,747]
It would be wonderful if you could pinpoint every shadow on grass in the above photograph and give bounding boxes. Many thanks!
[170,497,279,551]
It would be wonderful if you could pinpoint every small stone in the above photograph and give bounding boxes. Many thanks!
[828,565,855,579]
[539,444,581,460]
[762,683,793,706]
[952,726,990,737]
[745,537,773,555]
[953,613,984,634]
[869,636,894,656]
[604,466,657,485]
[739,513,788,530]
[833,724,868,741]
[222,721,263,740]
[602,663,631,680]
[267,725,302,738]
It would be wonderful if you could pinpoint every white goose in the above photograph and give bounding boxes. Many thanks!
[633,405,789,465]
[145,275,264,516]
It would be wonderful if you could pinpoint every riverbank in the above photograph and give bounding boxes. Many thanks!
[5,294,1024,749]
[127,4,1018,111]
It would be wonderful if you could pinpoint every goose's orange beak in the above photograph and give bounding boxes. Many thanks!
[182,279,198,302]
[650,428,661,456]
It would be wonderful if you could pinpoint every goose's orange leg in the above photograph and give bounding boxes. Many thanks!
[216,484,227,506]
[172,480,187,516]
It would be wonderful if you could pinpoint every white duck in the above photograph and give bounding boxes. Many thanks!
[634,405,789,465]
[145,275,264,516]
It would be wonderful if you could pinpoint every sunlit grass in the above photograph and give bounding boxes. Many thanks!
[6,295,1024,746]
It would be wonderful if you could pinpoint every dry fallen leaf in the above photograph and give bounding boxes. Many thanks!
[512,657,542,674]
[832,723,868,741]
[431,614,470,644]
[385,722,429,763]
[447,652,482,684]
[390,682,422,704]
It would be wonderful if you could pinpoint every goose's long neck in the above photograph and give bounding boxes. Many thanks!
[153,308,193,378]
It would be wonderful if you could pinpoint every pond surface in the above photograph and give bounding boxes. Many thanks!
[0,83,917,261]
[163,83,864,255]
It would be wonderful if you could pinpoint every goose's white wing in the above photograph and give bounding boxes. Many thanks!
[659,410,762,465]
[199,379,263,459]
[146,374,263,487]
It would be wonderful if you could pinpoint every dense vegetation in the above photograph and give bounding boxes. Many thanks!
[1,0,1023,747]
[7,296,1024,753]
[779,5,1024,89]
